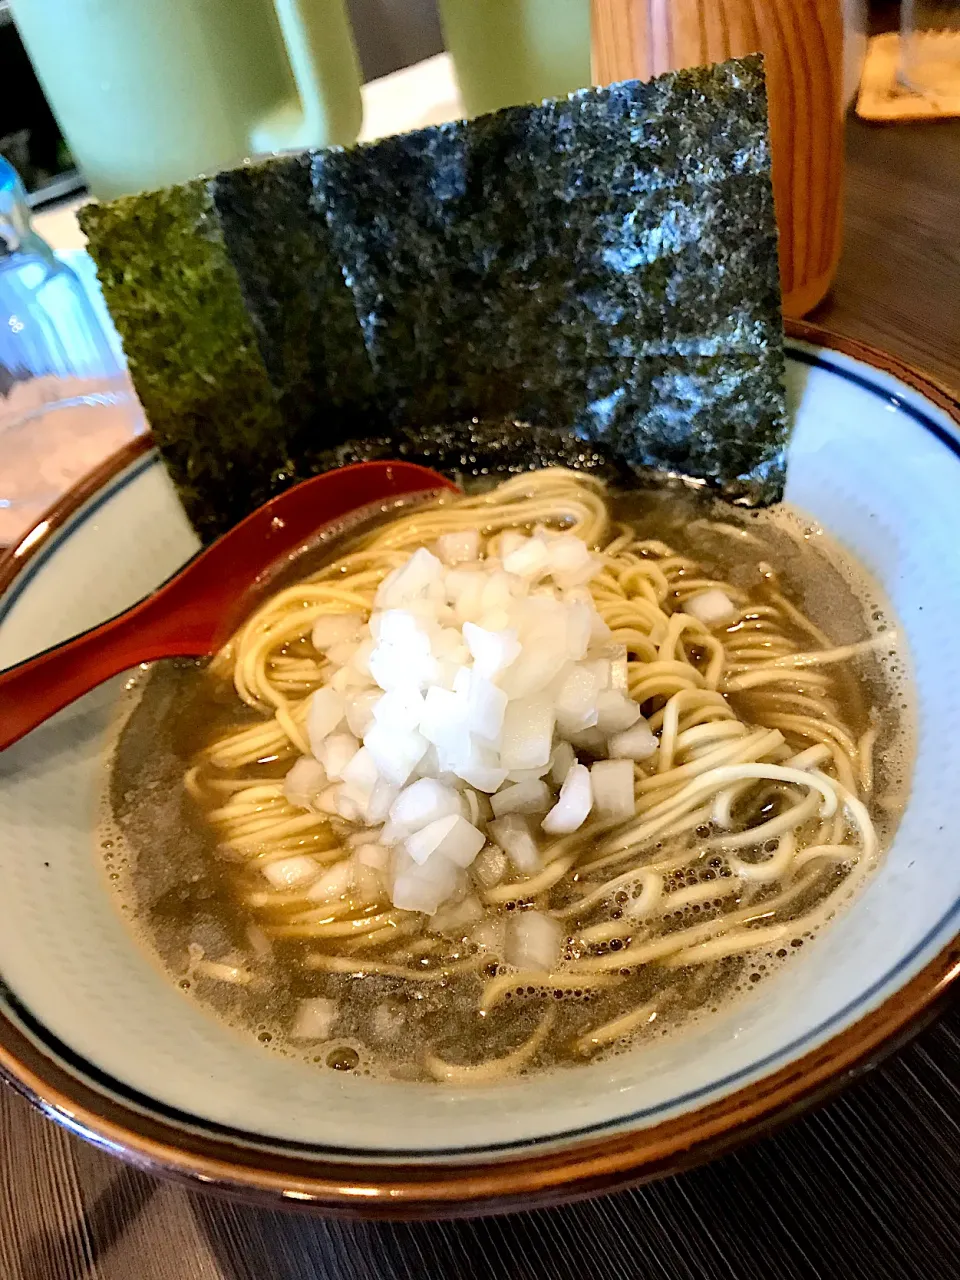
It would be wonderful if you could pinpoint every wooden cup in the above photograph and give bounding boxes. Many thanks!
[592,0,845,317]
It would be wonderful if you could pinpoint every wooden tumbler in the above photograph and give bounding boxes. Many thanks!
[591,0,845,317]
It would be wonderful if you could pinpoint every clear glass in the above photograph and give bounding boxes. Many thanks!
[899,0,960,96]
[0,157,142,547]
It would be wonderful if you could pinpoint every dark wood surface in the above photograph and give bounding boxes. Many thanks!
[3,114,960,1279]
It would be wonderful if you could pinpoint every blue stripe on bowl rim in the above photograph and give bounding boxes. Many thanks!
[1,343,959,1161]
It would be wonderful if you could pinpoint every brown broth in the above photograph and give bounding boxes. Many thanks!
[98,485,913,1083]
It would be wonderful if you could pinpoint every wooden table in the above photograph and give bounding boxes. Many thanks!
[3,114,959,1280]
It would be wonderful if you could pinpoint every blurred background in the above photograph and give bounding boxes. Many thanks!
[0,0,444,207]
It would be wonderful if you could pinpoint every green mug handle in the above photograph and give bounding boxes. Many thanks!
[250,0,364,153]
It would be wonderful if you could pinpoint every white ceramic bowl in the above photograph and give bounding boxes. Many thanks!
[0,326,957,1217]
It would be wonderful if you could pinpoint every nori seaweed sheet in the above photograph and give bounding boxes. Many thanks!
[81,53,786,543]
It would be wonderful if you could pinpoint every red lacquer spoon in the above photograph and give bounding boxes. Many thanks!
[0,460,456,751]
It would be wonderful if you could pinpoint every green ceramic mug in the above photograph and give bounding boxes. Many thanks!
[10,0,363,199]
[437,0,591,118]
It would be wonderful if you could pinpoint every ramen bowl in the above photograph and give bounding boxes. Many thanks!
[0,325,958,1218]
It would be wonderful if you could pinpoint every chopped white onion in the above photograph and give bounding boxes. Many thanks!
[290,997,338,1041]
[489,814,540,873]
[262,855,319,891]
[430,893,483,932]
[405,814,485,868]
[462,621,521,679]
[375,547,444,610]
[683,588,737,628]
[590,759,636,823]
[320,731,360,781]
[549,741,576,787]
[608,719,658,761]
[471,916,506,953]
[345,689,381,738]
[283,755,328,810]
[499,697,555,771]
[503,536,550,579]
[504,910,563,970]
[391,848,461,914]
[435,529,480,565]
[595,689,642,734]
[311,613,365,651]
[471,844,508,888]
[542,762,593,835]
[372,683,425,732]
[491,779,552,818]
[307,688,345,754]
[363,721,428,787]
[554,663,603,735]
[389,778,463,835]
[307,859,354,901]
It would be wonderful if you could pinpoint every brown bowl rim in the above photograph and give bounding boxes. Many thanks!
[1,320,959,1220]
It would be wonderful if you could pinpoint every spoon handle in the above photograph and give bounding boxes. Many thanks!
[0,597,187,751]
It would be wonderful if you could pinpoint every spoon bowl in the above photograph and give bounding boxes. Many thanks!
[0,460,456,751]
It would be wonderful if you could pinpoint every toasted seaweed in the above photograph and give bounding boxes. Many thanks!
[81,53,786,542]
[79,182,285,541]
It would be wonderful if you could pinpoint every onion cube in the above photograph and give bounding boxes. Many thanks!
[435,530,480,565]
[325,640,359,668]
[506,763,552,783]
[595,690,642,734]
[283,755,328,810]
[545,534,596,584]
[392,850,461,914]
[363,721,429,787]
[418,686,462,748]
[420,814,485,868]
[491,779,552,817]
[568,727,608,756]
[554,663,603,735]
[341,745,379,795]
[471,844,508,889]
[503,537,550,579]
[356,843,389,870]
[448,570,487,624]
[504,910,563,970]
[262,855,319,890]
[542,763,593,835]
[367,779,398,825]
[590,759,636,822]
[307,858,354,901]
[320,731,359,781]
[489,815,541,873]
[564,600,593,660]
[683,588,738,628]
[345,689,381,738]
[549,741,576,787]
[311,612,365,651]
[351,636,375,677]
[462,671,508,742]
[368,611,439,692]
[462,621,522,678]
[430,893,484,932]
[307,687,345,755]
[448,738,508,794]
[499,531,527,560]
[500,697,555,770]
[375,547,444,610]
[290,997,338,1041]
[372,684,425,732]
[608,719,659,761]
[389,778,463,834]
